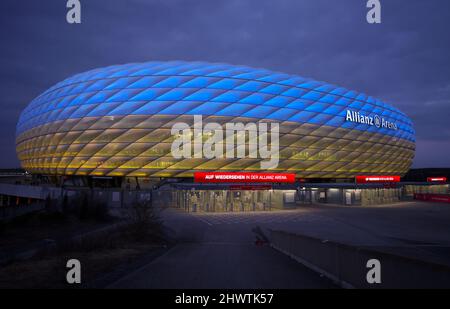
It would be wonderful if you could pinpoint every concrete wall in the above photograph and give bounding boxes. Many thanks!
[0,183,59,200]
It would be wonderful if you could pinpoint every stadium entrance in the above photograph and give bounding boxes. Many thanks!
[172,187,298,212]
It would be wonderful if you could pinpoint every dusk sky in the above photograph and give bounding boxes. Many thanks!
[1,0,449,168]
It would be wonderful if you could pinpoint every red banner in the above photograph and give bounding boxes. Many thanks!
[427,177,447,182]
[356,175,400,184]
[414,193,450,204]
[194,172,296,183]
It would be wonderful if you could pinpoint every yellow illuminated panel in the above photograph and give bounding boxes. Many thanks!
[16,115,415,178]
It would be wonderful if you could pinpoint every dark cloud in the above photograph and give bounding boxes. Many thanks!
[0,0,449,168]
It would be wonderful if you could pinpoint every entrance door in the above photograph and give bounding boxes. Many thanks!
[345,191,352,205]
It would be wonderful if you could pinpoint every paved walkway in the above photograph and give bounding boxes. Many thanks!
[109,209,336,289]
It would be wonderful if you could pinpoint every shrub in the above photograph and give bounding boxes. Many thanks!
[123,199,164,242]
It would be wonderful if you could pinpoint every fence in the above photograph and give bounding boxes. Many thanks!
[414,193,450,204]
[269,229,450,288]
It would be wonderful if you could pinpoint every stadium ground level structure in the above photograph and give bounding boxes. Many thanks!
[0,172,448,214]
[171,182,450,211]
[158,177,450,211]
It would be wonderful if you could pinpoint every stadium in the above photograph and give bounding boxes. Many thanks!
[14,61,419,210]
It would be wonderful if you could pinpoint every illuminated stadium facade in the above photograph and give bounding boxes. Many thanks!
[16,61,415,180]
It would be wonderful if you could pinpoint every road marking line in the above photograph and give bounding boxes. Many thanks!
[193,215,213,226]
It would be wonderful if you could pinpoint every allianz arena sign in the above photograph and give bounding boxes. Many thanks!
[346,110,398,130]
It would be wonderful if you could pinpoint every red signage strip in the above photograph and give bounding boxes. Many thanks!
[194,172,296,183]
[414,193,450,204]
[427,177,447,183]
[356,175,400,184]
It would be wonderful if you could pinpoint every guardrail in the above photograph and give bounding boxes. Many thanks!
[0,183,61,200]
[0,203,45,221]
[269,229,450,288]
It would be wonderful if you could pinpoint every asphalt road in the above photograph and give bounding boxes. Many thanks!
[109,209,336,289]
[110,201,450,288]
